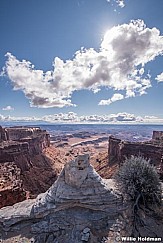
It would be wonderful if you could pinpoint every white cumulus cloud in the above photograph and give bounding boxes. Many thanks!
[0,114,5,120]
[2,20,163,108]
[2,105,14,111]
[155,72,163,82]
[109,112,140,122]
[116,0,125,8]
[106,0,125,8]
[0,112,163,124]
[99,93,124,105]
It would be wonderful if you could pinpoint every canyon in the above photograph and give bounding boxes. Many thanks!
[0,126,58,208]
[0,154,162,243]
[0,126,163,242]
[1,126,163,209]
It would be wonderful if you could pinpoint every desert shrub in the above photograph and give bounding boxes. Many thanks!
[115,156,162,208]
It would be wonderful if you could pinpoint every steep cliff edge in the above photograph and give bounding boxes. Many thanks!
[0,126,57,208]
[108,131,163,179]
[0,154,162,243]
[0,154,124,243]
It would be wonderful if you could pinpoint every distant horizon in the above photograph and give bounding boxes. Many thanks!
[0,0,163,123]
[1,121,163,126]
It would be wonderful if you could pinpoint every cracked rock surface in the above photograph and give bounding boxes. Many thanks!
[0,154,163,242]
[0,154,128,242]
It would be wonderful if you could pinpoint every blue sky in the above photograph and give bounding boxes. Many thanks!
[0,0,163,123]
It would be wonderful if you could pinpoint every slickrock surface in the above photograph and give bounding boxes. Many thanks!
[33,154,123,217]
[0,154,124,243]
[1,154,162,243]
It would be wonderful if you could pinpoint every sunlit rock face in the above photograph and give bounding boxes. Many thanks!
[0,154,163,242]
[32,154,123,218]
[108,133,163,167]
[64,154,90,187]
[0,154,125,243]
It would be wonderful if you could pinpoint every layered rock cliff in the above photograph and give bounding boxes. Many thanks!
[108,131,163,176]
[0,126,57,208]
[0,154,162,243]
[0,154,124,243]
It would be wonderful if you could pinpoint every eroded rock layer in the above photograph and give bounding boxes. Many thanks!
[108,131,163,173]
[0,126,57,208]
[0,154,124,243]
[0,154,162,243]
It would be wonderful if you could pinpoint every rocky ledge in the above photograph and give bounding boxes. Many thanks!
[0,154,124,243]
[1,154,162,243]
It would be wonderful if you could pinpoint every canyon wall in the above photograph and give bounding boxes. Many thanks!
[0,155,162,242]
[108,133,163,170]
[0,155,125,242]
[152,130,163,140]
[0,126,57,208]
[0,126,9,142]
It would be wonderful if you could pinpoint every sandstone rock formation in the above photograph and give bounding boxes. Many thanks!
[0,126,9,142]
[108,131,163,171]
[0,126,57,208]
[0,154,162,243]
[32,154,123,217]
[0,162,26,208]
[0,154,124,243]
[152,130,163,142]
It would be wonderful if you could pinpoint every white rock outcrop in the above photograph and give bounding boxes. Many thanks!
[33,154,123,217]
[0,154,124,243]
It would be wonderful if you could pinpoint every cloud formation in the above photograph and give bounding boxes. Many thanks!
[109,112,142,122]
[99,93,124,105]
[3,20,163,108]
[0,112,162,124]
[156,72,163,82]
[2,105,14,111]
[106,0,125,8]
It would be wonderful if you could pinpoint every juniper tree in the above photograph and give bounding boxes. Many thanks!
[115,156,162,209]
[115,156,162,236]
